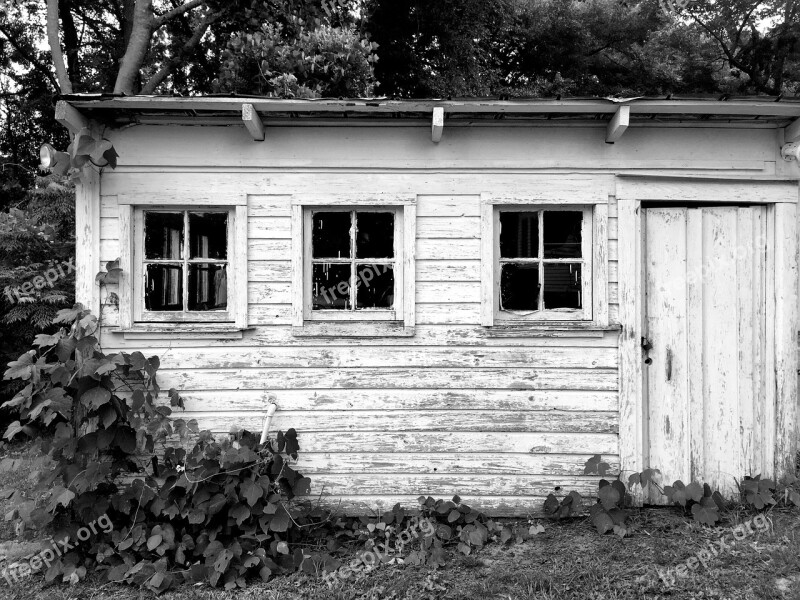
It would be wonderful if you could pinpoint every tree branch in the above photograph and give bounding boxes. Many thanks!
[46,0,73,94]
[113,0,155,95]
[0,24,60,92]
[140,10,221,94]
[154,0,206,28]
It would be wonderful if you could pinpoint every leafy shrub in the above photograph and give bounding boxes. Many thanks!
[1,304,317,592]
[218,19,378,98]
[547,455,800,536]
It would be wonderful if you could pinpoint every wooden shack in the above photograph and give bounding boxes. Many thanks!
[59,96,799,513]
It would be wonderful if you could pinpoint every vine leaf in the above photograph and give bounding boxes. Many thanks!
[598,485,620,510]
[691,503,720,526]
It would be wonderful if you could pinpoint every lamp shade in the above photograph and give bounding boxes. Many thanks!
[39,143,58,169]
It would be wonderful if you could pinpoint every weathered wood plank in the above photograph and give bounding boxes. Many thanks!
[144,389,618,412]
[296,452,620,475]
[416,195,480,217]
[773,202,799,478]
[299,495,557,517]
[156,367,619,391]
[417,217,480,238]
[101,323,621,348]
[736,208,757,475]
[259,431,617,454]
[144,345,619,369]
[645,208,690,493]
[249,216,291,239]
[307,474,603,497]
[177,410,619,433]
[417,238,480,260]
[617,199,643,482]
[702,208,741,493]
[686,209,704,481]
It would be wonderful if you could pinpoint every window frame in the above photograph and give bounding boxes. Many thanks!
[481,190,608,328]
[304,206,402,322]
[494,205,592,322]
[291,194,416,335]
[133,207,234,323]
[117,195,248,332]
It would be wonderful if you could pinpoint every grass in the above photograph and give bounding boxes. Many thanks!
[0,442,798,600]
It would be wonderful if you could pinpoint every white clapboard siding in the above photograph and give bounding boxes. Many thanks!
[101,324,620,348]
[129,345,618,369]
[156,367,619,391]
[96,143,786,514]
[141,389,618,412]
[175,410,618,434]
[295,453,620,476]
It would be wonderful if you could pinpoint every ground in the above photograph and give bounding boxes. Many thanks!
[0,443,798,600]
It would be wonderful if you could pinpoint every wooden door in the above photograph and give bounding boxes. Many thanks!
[644,206,768,497]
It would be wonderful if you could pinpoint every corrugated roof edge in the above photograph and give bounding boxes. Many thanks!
[58,94,800,120]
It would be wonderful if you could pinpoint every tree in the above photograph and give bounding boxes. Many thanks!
[681,0,800,95]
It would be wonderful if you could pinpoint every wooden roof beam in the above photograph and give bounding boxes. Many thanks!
[242,103,265,141]
[55,100,89,134]
[784,117,800,143]
[431,106,444,143]
[606,106,630,144]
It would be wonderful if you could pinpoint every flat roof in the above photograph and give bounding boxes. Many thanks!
[61,94,800,127]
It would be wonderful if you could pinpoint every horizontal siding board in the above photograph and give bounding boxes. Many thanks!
[170,409,619,433]
[416,195,481,217]
[298,495,561,516]
[137,346,618,369]
[297,453,620,475]
[157,367,618,390]
[416,260,479,281]
[417,216,481,238]
[145,389,617,412]
[308,474,603,497]
[100,324,621,347]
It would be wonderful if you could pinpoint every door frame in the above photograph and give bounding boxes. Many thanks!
[616,176,799,500]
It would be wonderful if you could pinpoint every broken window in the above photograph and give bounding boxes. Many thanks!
[143,210,228,313]
[498,210,583,313]
[310,210,396,312]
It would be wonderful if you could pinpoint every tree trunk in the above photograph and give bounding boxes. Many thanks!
[113,0,155,95]
[59,0,81,90]
[46,0,72,94]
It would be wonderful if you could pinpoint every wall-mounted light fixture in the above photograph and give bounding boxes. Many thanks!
[38,143,70,173]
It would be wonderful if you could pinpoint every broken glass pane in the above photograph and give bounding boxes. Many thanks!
[144,212,183,260]
[190,213,228,260]
[543,212,582,258]
[500,263,539,311]
[356,212,394,259]
[356,264,394,309]
[312,263,351,309]
[312,212,351,259]
[500,212,538,259]
[543,263,582,309]
[188,264,228,311]
[145,264,183,311]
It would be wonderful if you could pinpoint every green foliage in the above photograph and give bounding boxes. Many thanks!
[0,177,76,412]
[218,18,378,97]
[0,305,318,592]
[548,455,800,537]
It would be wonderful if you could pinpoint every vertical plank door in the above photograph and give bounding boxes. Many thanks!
[644,206,767,499]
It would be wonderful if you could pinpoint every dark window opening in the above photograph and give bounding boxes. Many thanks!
[143,211,229,313]
[498,209,584,314]
[310,210,396,312]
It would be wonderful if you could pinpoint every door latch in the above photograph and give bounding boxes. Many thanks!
[641,337,653,365]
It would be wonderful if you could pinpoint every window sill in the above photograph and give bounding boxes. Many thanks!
[112,324,247,340]
[486,323,621,338]
[292,321,414,338]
